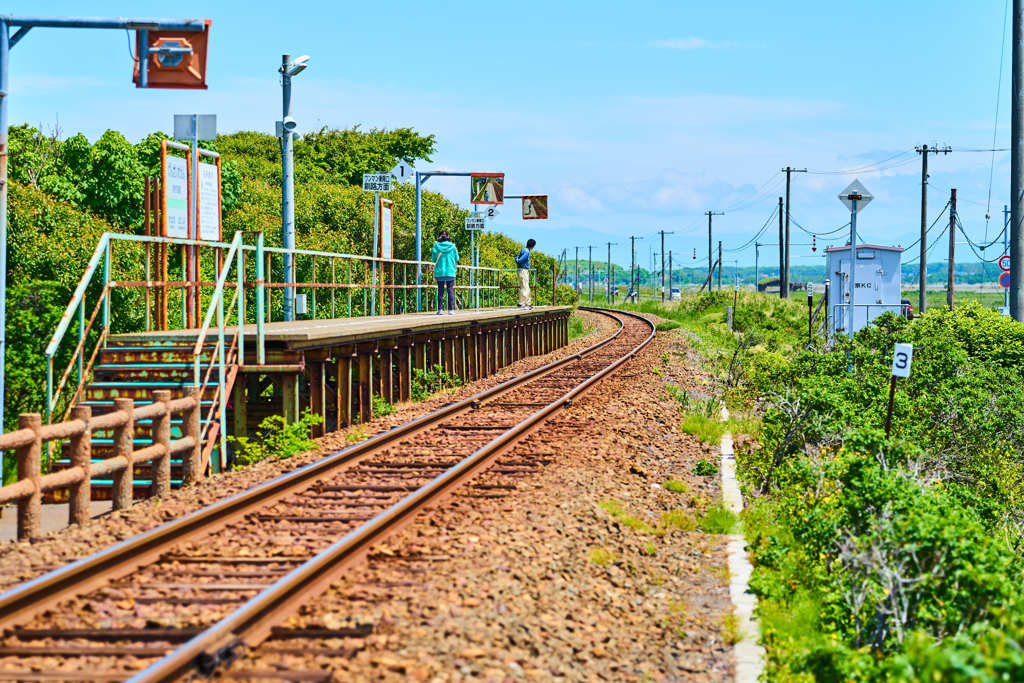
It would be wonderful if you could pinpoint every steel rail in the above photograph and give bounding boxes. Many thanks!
[128,307,654,681]
[0,309,627,636]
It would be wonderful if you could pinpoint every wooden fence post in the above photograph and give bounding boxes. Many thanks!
[183,387,202,485]
[16,414,42,541]
[152,390,172,498]
[68,405,92,527]
[112,398,134,511]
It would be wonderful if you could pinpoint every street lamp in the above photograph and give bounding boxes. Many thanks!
[279,53,309,321]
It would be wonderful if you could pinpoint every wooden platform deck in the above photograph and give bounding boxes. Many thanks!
[112,306,572,350]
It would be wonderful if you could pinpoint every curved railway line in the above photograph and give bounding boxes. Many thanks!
[0,307,654,682]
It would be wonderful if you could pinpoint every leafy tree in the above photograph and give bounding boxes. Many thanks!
[82,130,144,228]
[296,126,436,186]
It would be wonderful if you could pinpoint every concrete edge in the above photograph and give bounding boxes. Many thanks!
[720,406,765,683]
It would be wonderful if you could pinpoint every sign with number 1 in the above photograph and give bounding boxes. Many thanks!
[891,343,913,378]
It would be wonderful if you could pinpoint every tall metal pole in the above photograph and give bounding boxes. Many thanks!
[415,172,423,312]
[630,238,636,300]
[707,213,713,285]
[0,18,8,435]
[189,114,199,327]
[1013,0,1024,321]
[371,191,379,315]
[947,188,957,310]
[660,232,666,301]
[918,145,929,314]
[281,54,296,322]
[849,198,858,339]
[778,197,784,299]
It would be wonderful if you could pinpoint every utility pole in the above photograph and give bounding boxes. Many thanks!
[717,241,723,290]
[915,144,951,315]
[588,246,595,304]
[606,241,617,303]
[280,53,310,322]
[781,166,807,299]
[658,230,674,301]
[668,251,673,300]
[948,188,957,310]
[755,242,762,286]
[705,211,723,286]
[1013,0,1024,321]
[778,197,784,299]
[629,236,642,301]
[574,246,580,298]
[1006,205,1011,312]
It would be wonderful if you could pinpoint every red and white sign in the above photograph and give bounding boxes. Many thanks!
[999,255,1011,271]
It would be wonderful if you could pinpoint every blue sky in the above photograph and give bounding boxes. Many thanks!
[4,0,1014,271]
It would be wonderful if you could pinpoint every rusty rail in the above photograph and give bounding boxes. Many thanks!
[128,307,654,681]
[0,388,203,540]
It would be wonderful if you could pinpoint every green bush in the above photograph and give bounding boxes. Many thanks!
[410,363,463,402]
[229,410,324,469]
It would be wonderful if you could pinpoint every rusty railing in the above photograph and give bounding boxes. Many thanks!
[0,388,201,541]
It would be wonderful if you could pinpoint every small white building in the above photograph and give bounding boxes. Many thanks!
[825,244,903,336]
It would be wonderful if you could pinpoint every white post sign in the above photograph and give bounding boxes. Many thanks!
[363,173,392,192]
[197,161,222,241]
[891,343,913,378]
[380,199,393,259]
[163,154,189,238]
[465,216,486,230]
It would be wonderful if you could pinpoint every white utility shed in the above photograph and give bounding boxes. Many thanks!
[825,244,903,336]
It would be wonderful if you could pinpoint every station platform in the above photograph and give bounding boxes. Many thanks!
[112,306,572,349]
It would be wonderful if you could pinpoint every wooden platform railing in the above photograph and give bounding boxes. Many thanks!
[0,388,202,541]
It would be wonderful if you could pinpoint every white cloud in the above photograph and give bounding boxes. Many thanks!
[651,37,730,50]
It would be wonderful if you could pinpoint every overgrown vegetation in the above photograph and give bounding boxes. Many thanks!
[567,312,593,340]
[410,363,463,403]
[3,123,576,435]
[228,410,324,469]
[633,291,1024,680]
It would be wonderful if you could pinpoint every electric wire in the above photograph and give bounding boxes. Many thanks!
[724,205,779,253]
[898,200,951,255]
[805,150,917,175]
[788,214,851,237]
[986,0,1010,241]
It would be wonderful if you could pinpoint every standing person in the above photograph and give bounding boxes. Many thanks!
[430,231,459,315]
[516,239,536,309]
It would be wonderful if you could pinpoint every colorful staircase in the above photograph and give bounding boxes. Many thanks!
[49,339,237,501]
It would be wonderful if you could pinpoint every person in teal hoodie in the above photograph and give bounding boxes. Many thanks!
[430,231,460,314]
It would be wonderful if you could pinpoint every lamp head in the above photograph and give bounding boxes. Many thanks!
[285,55,310,77]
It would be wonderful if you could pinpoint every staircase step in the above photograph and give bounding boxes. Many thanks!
[84,383,220,402]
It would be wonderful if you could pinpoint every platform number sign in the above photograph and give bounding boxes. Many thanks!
[891,343,913,378]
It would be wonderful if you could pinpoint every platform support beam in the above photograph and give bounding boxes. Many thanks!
[232,378,247,442]
[358,353,371,423]
[282,374,299,425]
[336,354,352,428]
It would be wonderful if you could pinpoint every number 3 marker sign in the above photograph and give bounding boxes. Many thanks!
[891,343,913,378]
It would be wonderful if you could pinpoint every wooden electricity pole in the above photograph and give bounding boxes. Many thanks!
[915,144,951,315]
[781,166,807,299]
[778,197,784,299]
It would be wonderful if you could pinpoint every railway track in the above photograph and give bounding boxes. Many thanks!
[0,307,654,682]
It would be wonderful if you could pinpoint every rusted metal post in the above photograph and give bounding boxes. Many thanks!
[454,334,466,382]
[336,354,352,427]
[152,390,172,498]
[233,379,247,442]
[307,362,324,437]
[398,340,411,402]
[17,414,42,541]
[358,353,372,423]
[68,405,92,527]
[112,398,134,511]
[182,387,201,485]
[467,327,478,381]
[282,374,299,425]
